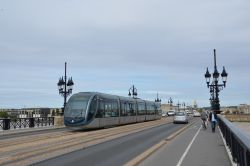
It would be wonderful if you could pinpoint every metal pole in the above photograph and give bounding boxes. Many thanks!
[177,101,180,112]
[63,62,67,114]
[132,85,134,98]
[205,49,227,114]
[214,50,220,112]
[214,49,217,69]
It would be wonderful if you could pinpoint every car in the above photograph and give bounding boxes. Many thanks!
[193,111,201,117]
[162,113,167,117]
[167,111,175,116]
[173,111,188,124]
[185,110,191,114]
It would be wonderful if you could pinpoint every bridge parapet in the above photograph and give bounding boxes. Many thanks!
[54,116,64,126]
[0,117,54,130]
[218,115,250,166]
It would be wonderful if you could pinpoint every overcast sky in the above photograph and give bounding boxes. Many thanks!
[1,0,250,108]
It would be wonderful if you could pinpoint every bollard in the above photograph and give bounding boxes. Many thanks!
[3,119,10,130]
[29,118,35,128]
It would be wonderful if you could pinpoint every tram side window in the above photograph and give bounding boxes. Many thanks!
[155,104,160,115]
[148,105,152,115]
[147,104,155,115]
[138,103,146,115]
[104,100,118,117]
[151,104,156,115]
[104,102,111,117]
[120,101,128,116]
[95,100,105,118]
[111,101,118,117]
[128,103,136,116]
[88,96,97,121]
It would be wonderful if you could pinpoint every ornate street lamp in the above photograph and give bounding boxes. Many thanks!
[155,92,161,103]
[57,62,74,115]
[177,100,181,112]
[204,49,228,114]
[182,102,186,112]
[168,97,173,110]
[128,85,137,98]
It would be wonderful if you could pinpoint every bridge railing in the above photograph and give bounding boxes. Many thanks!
[0,117,54,130]
[218,115,250,166]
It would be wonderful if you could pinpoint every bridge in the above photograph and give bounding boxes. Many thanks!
[0,116,249,166]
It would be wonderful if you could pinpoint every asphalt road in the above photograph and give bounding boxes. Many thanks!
[35,118,197,166]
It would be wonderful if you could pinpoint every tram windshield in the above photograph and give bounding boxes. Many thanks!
[64,95,91,118]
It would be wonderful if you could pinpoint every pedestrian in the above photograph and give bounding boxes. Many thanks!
[201,110,208,129]
[209,111,218,132]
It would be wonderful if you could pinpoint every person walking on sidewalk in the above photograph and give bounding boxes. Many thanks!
[209,111,218,132]
[201,110,208,129]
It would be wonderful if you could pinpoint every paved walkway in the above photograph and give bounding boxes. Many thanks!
[140,120,232,166]
[0,125,65,136]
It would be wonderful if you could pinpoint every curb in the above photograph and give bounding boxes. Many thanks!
[124,120,197,166]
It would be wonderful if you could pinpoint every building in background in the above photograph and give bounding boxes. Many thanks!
[0,108,63,118]
[238,104,250,114]
[221,104,250,114]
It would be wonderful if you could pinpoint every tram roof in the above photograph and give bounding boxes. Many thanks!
[73,92,154,103]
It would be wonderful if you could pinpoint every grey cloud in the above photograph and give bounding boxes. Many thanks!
[1,0,250,107]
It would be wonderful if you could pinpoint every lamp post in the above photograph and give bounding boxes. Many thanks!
[128,85,137,98]
[204,49,228,114]
[155,92,161,103]
[182,102,186,112]
[57,62,74,115]
[177,101,181,112]
[168,97,173,111]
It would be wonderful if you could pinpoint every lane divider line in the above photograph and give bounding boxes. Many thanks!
[176,125,201,166]
[123,140,167,166]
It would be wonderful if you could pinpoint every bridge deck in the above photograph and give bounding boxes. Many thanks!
[140,120,232,166]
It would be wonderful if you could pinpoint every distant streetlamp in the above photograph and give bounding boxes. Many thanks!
[168,97,173,110]
[182,102,186,112]
[57,62,74,115]
[177,101,181,112]
[204,49,228,114]
[128,85,137,98]
[155,93,161,103]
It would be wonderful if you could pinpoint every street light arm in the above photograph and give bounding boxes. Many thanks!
[128,85,138,98]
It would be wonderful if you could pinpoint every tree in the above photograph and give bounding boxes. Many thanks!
[0,111,9,118]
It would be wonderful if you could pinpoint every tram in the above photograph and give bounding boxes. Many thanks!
[64,92,161,129]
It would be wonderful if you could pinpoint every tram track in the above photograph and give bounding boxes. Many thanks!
[0,118,172,166]
[0,131,76,148]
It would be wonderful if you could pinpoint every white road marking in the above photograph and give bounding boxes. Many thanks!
[176,125,202,166]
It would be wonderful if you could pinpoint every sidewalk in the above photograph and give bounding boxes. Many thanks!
[140,121,232,166]
[0,125,65,136]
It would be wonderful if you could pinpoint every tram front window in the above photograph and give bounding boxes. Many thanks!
[65,96,91,118]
